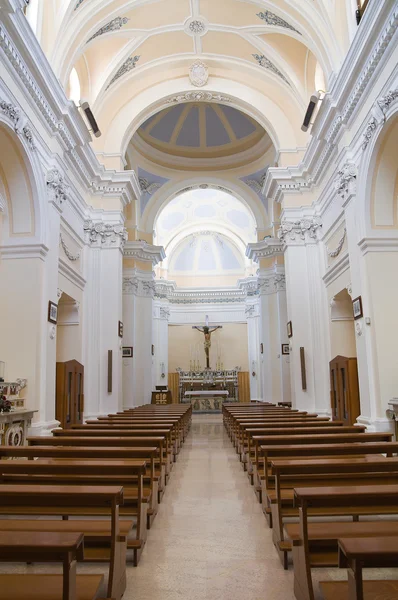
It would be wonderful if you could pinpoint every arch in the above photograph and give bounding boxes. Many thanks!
[93,72,302,165]
[141,177,266,234]
[357,99,398,239]
[0,119,46,248]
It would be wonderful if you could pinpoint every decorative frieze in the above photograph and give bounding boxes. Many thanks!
[0,99,35,150]
[327,228,347,258]
[59,234,81,261]
[165,91,232,104]
[256,10,301,35]
[106,56,140,90]
[87,17,129,43]
[258,273,286,295]
[278,218,322,243]
[252,55,290,85]
[84,220,128,249]
[362,116,378,150]
[189,60,209,88]
[46,169,69,209]
[122,276,155,298]
[335,163,357,195]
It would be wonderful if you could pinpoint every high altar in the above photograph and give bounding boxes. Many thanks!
[177,369,240,411]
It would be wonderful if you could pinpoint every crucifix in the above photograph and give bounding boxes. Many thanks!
[193,315,222,370]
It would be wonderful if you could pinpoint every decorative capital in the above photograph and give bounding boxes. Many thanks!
[84,219,128,249]
[238,277,259,297]
[47,169,69,209]
[189,60,209,87]
[335,163,357,196]
[123,277,139,295]
[258,273,286,295]
[160,306,170,321]
[278,218,322,244]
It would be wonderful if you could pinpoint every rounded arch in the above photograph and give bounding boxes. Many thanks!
[0,119,47,248]
[93,71,303,163]
[357,100,398,239]
[141,177,267,234]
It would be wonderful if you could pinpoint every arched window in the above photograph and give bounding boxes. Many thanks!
[68,68,81,105]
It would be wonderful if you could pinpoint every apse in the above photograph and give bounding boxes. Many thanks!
[154,187,257,287]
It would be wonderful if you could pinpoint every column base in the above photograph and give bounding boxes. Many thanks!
[356,415,395,433]
[28,420,61,436]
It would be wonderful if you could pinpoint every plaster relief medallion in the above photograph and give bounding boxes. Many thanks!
[189,61,209,88]
[184,17,208,37]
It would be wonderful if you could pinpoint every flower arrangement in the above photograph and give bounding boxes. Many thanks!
[0,396,12,413]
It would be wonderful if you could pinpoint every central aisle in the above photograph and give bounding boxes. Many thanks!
[127,414,296,599]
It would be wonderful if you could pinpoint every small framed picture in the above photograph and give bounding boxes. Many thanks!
[281,343,290,355]
[287,321,293,338]
[151,344,155,356]
[122,347,133,358]
[352,296,363,320]
[48,301,58,324]
[260,343,263,354]
[118,321,123,338]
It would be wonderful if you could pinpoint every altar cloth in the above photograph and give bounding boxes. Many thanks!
[184,390,229,397]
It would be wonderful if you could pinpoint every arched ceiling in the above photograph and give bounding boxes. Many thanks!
[127,101,272,170]
[29,0,349,162]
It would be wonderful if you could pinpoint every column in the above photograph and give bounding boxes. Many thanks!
[82,217,126,417]
[281,217,330,413]
[245,299,262,401]
[153,301,170,387]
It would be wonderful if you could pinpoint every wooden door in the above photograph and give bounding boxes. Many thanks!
[329,356,360,425]
[56,360,84,428]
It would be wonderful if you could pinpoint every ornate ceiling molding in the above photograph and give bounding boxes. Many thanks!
[246,238,284,261]
[84,219,128,249]
[243,168,269,196]
[256,10,301,35]
[123,241,166,265]
[139,177,162,195]
[106,55,140,90]
[165,91,232,104]
[154,280,245,305]
[189,61,209,88]
[278,218,322,244]
[87,17,129,43]
[184,17,208,37]
[0,99,35,150]
[252,54,290,85]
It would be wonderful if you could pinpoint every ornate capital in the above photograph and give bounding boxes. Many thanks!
[123,274,155,298]
[160,306,170,321]
[0,99,35,150]
[335,163,357,196]
[47,169,68,209]
[238,278,259,297]
[123,277,139,295]
[84,219,128,249]
[278,218,322,244]
[258,273,286,295]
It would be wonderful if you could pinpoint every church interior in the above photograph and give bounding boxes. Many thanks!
[0,0,398,598]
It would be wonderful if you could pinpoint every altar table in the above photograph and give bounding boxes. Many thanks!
[183,390,229,413]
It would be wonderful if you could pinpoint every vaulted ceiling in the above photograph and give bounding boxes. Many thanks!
[29,1,352,166]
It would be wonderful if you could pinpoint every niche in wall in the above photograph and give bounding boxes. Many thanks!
[330,288,356,358]
[56,292,82,363]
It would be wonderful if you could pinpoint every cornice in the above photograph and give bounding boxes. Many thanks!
[322,252,350,286]
[359,237,398,255]
[154,280,246,305]
[123,241,165,265]
[246,238,284,261]
[0,242,49,261]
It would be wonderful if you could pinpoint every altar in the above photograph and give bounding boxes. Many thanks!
[183,390,229,413]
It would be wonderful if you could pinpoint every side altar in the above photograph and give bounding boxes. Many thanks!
[177,369,240,411]
[0,379,37,445]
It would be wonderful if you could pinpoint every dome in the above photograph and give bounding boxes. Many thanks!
[130,102,272,170]
[169,232,244,276]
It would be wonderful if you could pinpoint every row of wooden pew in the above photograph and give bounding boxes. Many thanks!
[0,403,192,600]
[223,402,398,600]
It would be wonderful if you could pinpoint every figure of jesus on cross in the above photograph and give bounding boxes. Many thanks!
[193,315,222,370]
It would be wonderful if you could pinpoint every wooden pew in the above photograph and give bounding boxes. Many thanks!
[0,531,105,600]
[270,456,398,568]
[259,442,398,525]
[292,484,398,600]
[0,444,160,526]
[320,536,398,600]
[0,461,147,569]
[0,485,125,599]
